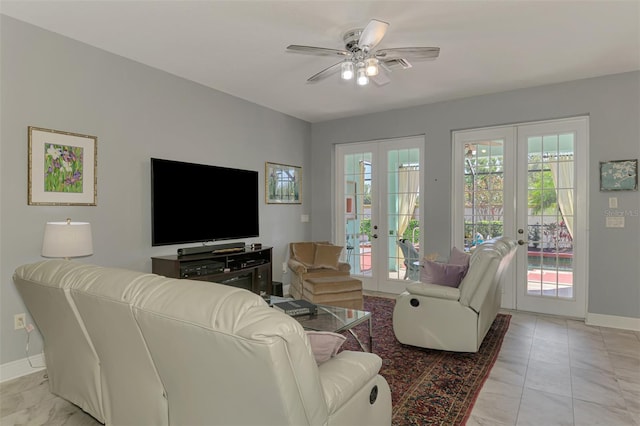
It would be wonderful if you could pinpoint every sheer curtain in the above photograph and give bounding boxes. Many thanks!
[549,155,574,238]
[397,165,420,240]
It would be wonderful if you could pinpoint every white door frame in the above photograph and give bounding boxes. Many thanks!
[453,117,589,317]
[452,126,517,308]
[515,117,589,318]
[335,136,425,294]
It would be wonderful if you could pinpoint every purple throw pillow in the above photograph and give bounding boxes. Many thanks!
[421,259,468,288]
[305,331,346,364]
[449,246,471,266]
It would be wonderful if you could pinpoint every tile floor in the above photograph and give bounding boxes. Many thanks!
[1,308,638,425]
[468,310,640,426]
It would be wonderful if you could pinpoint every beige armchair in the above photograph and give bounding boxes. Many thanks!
[288,241,363,309]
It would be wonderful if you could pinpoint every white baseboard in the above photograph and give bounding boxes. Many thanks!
[586,313,640,331]
[0,353,46,383]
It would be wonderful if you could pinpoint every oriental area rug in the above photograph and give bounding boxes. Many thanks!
[340,295,511,426]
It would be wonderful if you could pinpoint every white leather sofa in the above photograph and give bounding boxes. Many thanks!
[392,237,518,352]
[13,260,392,425]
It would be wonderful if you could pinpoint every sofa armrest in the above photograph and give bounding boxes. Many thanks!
[337,261,351,272]
[288,258,308,275]
[317,351,383,414]
[405,282,461,301]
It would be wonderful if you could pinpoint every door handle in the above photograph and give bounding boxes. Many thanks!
[518,239,527,246]
[372,234,378,239]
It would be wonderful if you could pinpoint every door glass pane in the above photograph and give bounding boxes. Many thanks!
[463,141,505,251]
[386,148,420,282]
[344,152,372,276]
[526,134,574,298]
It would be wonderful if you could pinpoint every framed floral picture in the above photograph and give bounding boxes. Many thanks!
[599,159,638,191]
[265,162,301,204]
[28,126,97,205]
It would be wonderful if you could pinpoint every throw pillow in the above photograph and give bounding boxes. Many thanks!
[449,246,471,266]
[305,331,346,364]
[313,243,343,270]
[421,259,468,288]
[292,242,315,267]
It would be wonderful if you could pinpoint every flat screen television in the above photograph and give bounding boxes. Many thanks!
[151,158,259,246]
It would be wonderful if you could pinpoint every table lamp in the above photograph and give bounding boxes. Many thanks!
[42,218,93,259]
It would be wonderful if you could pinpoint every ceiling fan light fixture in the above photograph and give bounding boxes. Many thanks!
[287,19,440,87]
[341,61,354,80]
[356,65,369,86]
[365,58,379,76]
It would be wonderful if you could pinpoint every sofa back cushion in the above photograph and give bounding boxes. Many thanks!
[69,267,171,426]
[12,260,105,423]
[457,238,517,312]
[313,244,343,270]
[457,246,500,308]
[291,242,316,267]
[291,241,343,270]
[133,278,328,426]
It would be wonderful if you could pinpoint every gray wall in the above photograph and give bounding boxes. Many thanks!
[311,71,640,319]
[0,16,311,364]
[2,15,638,367]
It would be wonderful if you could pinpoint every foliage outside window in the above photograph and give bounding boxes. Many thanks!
[359,218,420,242]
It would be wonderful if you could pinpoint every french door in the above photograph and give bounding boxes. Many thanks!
[453,117,588,318]
[336,136,424,294]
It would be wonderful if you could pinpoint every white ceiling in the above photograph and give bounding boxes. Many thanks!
[2,1,639,123]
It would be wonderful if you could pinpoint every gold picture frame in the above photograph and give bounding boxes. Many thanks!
[265,162,301,204]
[28,126,97,205]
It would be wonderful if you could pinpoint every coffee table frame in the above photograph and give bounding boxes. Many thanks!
[293,304,373,352]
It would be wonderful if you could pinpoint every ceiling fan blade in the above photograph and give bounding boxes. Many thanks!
[286,45,350,57]
[358,19,389,50]
[307,61,343,83]
[375,47,440,60]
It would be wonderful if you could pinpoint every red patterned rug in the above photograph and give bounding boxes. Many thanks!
[340,295,511,426]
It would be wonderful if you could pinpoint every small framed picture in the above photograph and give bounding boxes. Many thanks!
[28,126,97,205]
[265,162,301,204]
[599,159,638,191]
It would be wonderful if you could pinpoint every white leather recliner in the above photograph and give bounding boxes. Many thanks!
[14,260,392,426]
[392,237,518,352]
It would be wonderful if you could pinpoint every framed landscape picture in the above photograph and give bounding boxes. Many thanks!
[265,162,301,204]
[599,159,638,191]
[28,126,97,205]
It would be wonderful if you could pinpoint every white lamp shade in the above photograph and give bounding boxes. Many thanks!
[42,221,93,258]
[356,66,369,86]
[341,61,354,80]
[365,58,379,76]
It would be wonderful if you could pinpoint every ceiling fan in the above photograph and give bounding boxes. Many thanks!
[286,19,440,86]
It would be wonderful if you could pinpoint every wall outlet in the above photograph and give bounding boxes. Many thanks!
[14,313,26,330]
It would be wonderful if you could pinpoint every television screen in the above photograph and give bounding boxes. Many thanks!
[151,158,259,246]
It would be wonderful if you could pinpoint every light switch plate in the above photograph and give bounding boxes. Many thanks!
[301,214,309,223]
[609,197,618,208]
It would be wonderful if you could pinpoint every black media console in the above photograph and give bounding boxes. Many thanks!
[151,246,272,296]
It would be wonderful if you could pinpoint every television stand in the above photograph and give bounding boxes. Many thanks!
[152,246,272,296]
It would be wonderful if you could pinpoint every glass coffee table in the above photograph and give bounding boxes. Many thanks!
[269,297,373,352]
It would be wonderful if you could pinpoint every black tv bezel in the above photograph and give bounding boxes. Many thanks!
[150,158,259,247]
